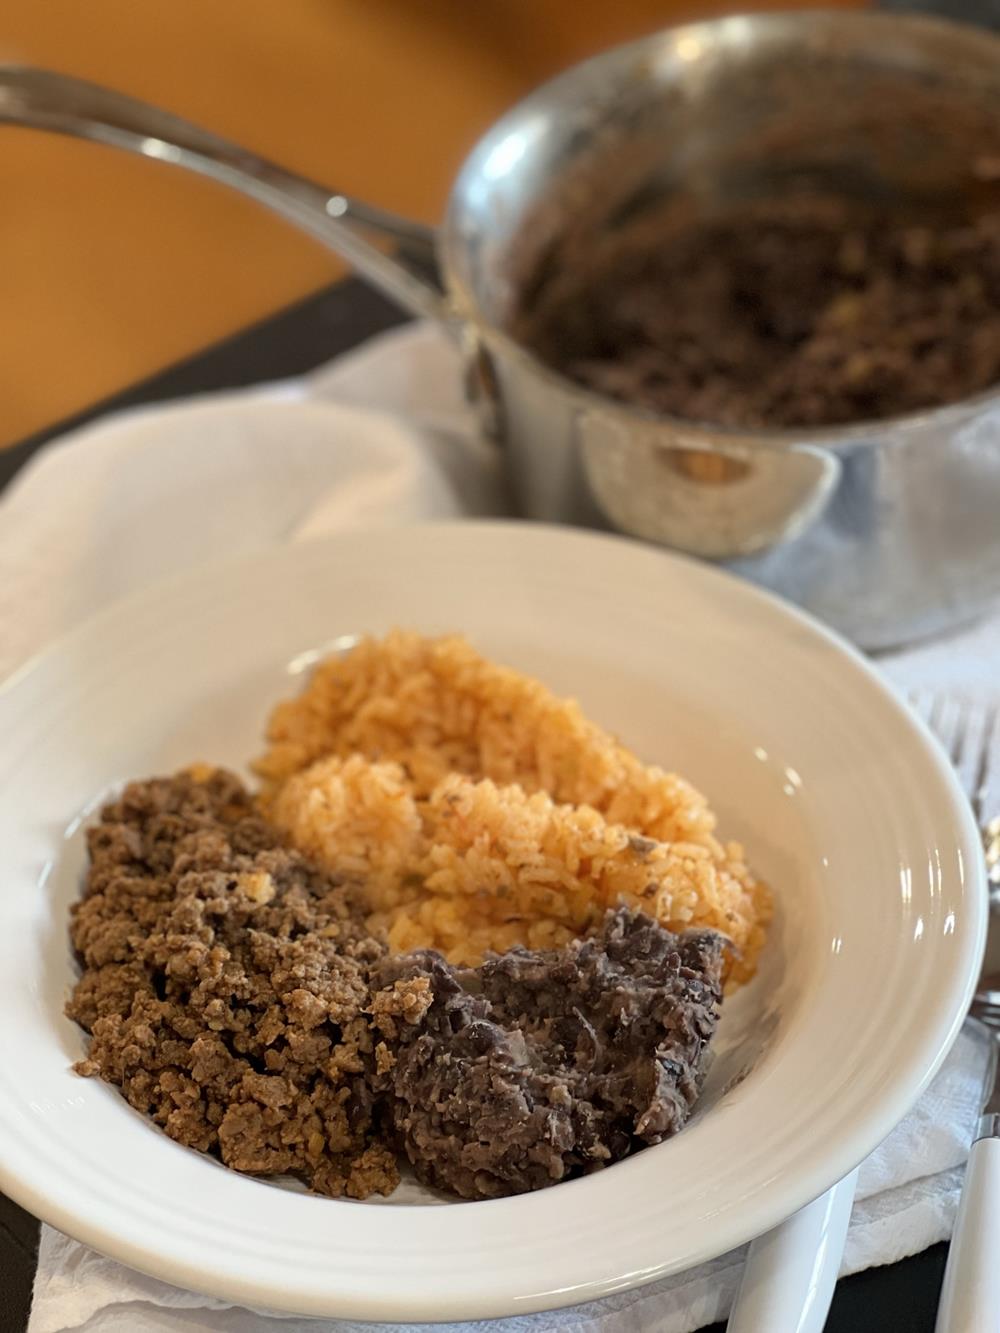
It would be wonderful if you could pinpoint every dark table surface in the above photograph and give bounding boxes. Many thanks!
[0,276,952,1332]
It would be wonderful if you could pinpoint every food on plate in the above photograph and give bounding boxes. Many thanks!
[258,631,768,983]
[67,770,397,1199]
[370,907,724,1199]
[271,758,757,975]
[68,631,769,1200]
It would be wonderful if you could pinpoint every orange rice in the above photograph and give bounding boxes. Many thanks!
[258,631,770,982]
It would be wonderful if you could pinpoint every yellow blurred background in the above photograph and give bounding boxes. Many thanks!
[0,0,861,447]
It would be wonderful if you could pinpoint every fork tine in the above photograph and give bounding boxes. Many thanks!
[907,689,936,731]
[935,696,965,769]
[909,690,968,771]
[911,692,995,818]
[974,706,1000,828]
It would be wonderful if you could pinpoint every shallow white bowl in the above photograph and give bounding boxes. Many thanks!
[0,521,985,1321]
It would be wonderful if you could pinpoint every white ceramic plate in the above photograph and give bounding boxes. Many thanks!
[0,522,985,1321]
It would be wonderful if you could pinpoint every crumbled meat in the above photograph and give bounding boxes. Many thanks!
[514,199,1000,428]
[66,769,398,1199]
[370,907,724,1200]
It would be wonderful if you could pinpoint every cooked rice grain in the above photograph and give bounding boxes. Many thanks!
[271,760,768,984]
[257,633,718,842]
[259,632,769,982]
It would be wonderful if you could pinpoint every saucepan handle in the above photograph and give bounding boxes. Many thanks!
[0,66,450,327]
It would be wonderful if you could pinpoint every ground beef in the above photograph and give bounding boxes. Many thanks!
[370,907,724,1200]
[514,198,1000,428]
[66,769,398,1200]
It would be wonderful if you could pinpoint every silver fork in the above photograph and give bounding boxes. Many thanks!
[913,693,1000,1332]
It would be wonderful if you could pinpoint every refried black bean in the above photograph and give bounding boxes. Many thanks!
[370,908,725,1200]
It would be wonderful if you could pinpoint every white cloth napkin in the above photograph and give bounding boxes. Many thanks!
[4,322,998,1333]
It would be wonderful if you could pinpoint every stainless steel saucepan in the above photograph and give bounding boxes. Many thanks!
[5,10,1000,649]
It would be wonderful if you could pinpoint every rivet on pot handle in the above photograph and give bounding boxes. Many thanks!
[579,413,843,560]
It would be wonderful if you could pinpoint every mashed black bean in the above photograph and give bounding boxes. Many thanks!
[370,909,724,1199]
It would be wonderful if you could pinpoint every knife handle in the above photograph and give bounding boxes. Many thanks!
[936,1135,1000,1332]
[727,1169,858,1333]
